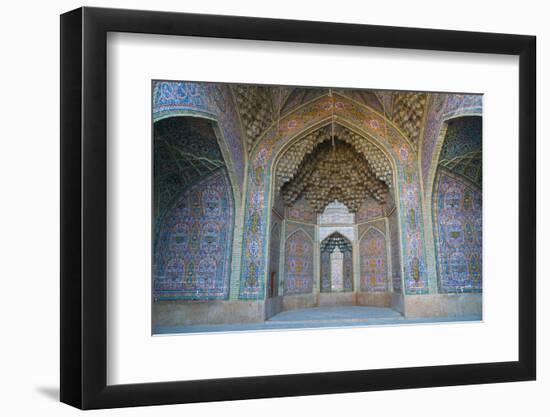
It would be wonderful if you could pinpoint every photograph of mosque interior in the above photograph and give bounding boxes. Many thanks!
[152,81,482,334]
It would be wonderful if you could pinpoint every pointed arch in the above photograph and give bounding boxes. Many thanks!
[429,115,482,294]
[320,232,354,293]
[240,93,428,298]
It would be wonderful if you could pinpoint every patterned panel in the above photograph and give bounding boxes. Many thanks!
[284,230,314,295]
[433,170,482,293]
[154,170,234,300]
[153,81,212,117]
[360,228,388,292]
[421,93,447,190]
[209,84,246,188]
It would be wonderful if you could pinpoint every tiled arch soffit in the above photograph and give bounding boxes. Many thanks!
[248,91,417,157]
[232,86,426,154]
[152,110,243,204]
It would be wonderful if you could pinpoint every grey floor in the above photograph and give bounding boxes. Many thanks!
[154,306,481,335]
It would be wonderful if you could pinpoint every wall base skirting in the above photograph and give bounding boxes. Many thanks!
[153,300,266,326]
[281,293,317,311]
[402,293,482,318]
[356,292,392,307]
[317,292,355,306]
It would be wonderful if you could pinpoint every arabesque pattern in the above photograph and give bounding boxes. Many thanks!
[284,230,314,295]
[154,170,234,300]
[360,228,388,292]
[433,170,482,292]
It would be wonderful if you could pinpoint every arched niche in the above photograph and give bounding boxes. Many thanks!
[430,116,482,293]
[153,116,237,301]
[418,94,483,291]
[320,232,354,293]
[240,93,427,299]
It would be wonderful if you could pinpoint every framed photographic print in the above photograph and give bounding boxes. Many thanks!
[60,6,536,410]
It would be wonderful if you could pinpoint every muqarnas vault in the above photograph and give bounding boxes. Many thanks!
[152,82,482,333]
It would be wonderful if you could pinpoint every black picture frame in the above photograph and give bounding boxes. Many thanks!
[60,6,536,410]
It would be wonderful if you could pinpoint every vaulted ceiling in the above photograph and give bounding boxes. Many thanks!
[154,117,225,223]
[438,116,482,188]
[230,85,428,154]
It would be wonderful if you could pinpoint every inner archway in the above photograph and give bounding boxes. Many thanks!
[269,122,401,311]
[320,232,353,293]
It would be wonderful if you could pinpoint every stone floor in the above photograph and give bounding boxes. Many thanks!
[269,306,401,322]
[154,306,481,335]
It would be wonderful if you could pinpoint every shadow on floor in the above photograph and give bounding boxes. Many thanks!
[35,386,59,401]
